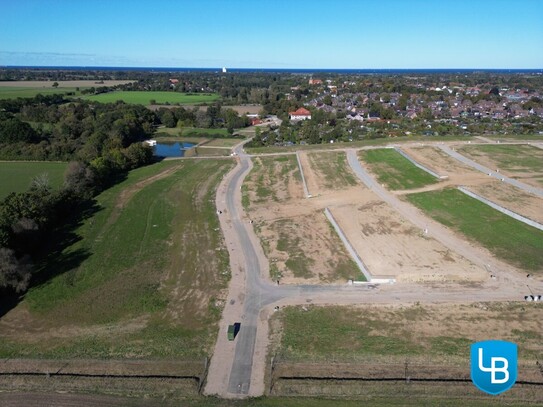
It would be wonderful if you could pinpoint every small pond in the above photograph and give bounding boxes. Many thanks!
[153,142,195,157]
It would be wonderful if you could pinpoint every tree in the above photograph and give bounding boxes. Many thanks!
[64,162,96,198]
[52,82,59,88]
[0,247,32,292]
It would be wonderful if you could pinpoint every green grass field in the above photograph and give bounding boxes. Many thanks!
[0,86,81,99]
[0,161,68,199]
[359,148,438,190]
[83,91,220,105]
[273,303,542,363]
[459,144,543,174]
[0,159,234,359]
[406,188,543,271]
[307,151,358,189]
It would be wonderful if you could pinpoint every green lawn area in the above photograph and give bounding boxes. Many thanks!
[83,91,219,105]
[0,161,68,199]
[459,144,543,173]
[0,159,234,359]
[307,151,358,189]
[406,188,543,271]
[359,148,438,190]
[0,86,81,99]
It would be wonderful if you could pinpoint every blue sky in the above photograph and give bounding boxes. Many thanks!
[1,0,542,68]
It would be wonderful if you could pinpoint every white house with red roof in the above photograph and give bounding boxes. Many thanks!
[288,107,311,121]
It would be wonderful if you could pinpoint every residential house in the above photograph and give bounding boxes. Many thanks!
[288,107,312,121]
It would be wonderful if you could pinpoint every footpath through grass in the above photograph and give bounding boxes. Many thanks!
[0,161,68,199]
[83,91,219,105]
[406,188,543,271]
[0,158,234,359]
[359,148,438,190]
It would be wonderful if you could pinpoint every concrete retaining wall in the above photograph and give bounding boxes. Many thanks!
[324,207,373,282]
[457,186,543,231]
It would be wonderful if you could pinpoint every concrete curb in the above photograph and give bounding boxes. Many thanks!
[457,186,543,231]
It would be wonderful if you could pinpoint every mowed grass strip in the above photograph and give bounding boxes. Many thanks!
[359,148,438,190]
[83,91,220,105]
[459,144,543,173]
[0,159,234,359]
[0,161,68,199]
[406,188,543,271]
[307,151,358,189]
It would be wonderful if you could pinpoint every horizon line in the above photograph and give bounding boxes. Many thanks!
[1,65,543,71]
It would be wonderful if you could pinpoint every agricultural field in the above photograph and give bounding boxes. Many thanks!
[0,80,133,99]
[359,148,438,190]
[458,144,543,187]
[83,91,220,105]
[0,158,234,359]
[0,161,68,199]
[406,188,543,272]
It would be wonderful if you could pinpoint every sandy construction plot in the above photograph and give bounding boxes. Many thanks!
[300,150,359,197]
[402,146,488,185]
[245,151,486,283]
[470,181,543,224]
[458,144,543,188]
[331,199,485,282]
[244,155,360,283]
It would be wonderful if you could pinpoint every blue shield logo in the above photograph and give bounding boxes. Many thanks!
[471,340,517,395]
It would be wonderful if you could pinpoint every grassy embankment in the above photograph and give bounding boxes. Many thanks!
[83,91,219,105]
[406,188,543,272]
[0,159,234,359]
[359,148,438,190]
[0,161,68,199]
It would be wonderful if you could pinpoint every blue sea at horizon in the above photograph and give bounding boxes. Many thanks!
[3,66,542,74]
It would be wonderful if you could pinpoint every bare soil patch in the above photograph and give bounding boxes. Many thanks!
[331,197,485,282]
[470,181,543,224]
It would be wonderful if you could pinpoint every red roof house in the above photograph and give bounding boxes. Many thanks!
[288,107,312,121]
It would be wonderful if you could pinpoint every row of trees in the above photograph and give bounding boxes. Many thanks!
[0,95,157,294]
